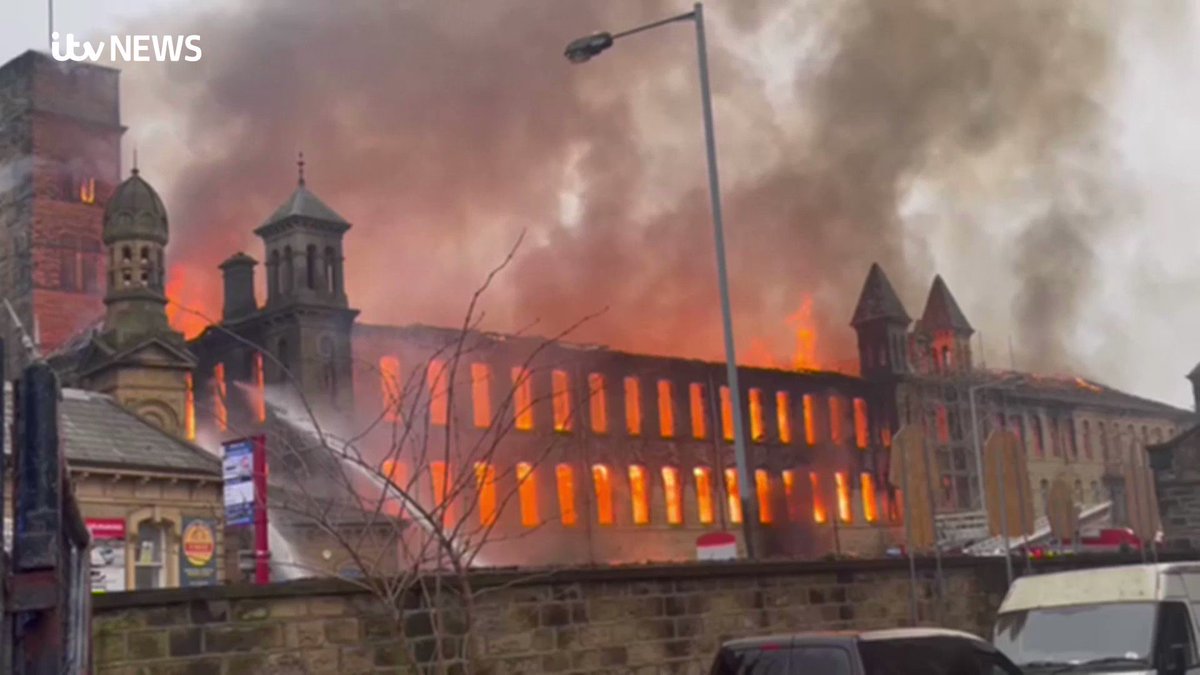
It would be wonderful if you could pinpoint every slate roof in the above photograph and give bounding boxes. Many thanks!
[258,185,350,230]
[967,370,1194,419]
[3,384,219,477]
[850,263,911,327]
[918,275,973,333]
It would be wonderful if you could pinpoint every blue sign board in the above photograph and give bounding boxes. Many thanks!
[223,440,255,527]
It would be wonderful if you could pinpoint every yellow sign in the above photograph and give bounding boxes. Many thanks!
[182,520,215,567]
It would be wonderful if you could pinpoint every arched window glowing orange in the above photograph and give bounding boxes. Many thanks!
[853,398,869,449]
[471,363,492,429]
[379,356,401,422]
[428,360,448,426]
[253,352,266,422]
[430,461,452,525]
[629,465,650,525]
[860,472,878,523]
[803,394,816,445]
[511,367,533,431]
[724,468,743,524]
[720,386,734,441]
[624,377,642,436]
[657,380,675,438]
[552,369,572,432]
[689,383,707,439]
[834,471,852,523]
[693,467,714,525]
[748,389,765,442]
[828,395,843,444]
[516,462,539,528]
[213,363,227,431]
[592,464,614,525]
[755,469,773,524]
[588,373,607,434]
[782,470,798,522]
[381,459,407,488]
[474,463,497,527]
[556,464,577,526]
[810,472,827,524]
[661,466,682,525]
[776,392,792,444]
[184,373,196,440]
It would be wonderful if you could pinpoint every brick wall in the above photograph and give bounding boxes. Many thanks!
[92,553,1184,675]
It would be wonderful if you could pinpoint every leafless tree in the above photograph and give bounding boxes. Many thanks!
[174,233,602,673]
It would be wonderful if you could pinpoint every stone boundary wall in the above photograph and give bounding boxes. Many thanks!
[93,553,1196,675]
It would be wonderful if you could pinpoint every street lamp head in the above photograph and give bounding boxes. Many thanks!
[564,32,614,63]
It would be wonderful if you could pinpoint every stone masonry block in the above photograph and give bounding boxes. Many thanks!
[324,617,361,645]
[203,623,285,653]
[126,630,169,660]
[287,620,327,649]
[307,596,349,618]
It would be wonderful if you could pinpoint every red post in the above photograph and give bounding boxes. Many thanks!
[252,435,270,585]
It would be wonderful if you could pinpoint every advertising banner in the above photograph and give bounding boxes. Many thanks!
[224,439,256,527]
[86,518,127,593]
[180,517,218,587]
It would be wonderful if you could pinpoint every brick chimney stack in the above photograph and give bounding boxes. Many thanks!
[219,252,258,321]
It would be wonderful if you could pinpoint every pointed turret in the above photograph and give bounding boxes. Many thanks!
[850,263,912,380]
[851,263,911,328]
[919,275,973,334]
[914,275,974,374]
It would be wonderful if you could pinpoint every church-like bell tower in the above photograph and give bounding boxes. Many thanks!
[253,155,358,410]
[73,166,196,436]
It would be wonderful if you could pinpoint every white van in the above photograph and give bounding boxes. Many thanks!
[993,563,1200,674]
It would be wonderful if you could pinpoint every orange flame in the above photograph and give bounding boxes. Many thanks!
[164,266,212,339]
[79,178,95,205]
[786,296,819,370]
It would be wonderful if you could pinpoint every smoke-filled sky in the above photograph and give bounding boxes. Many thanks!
[5,0,1200,408]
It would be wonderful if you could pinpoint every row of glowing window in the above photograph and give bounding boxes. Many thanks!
[378,357,873,447]
[383,460,885,528]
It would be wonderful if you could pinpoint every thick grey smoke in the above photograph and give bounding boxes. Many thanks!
[121,0,1123,373]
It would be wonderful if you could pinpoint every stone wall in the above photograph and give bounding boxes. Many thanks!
[92,553,1186,675]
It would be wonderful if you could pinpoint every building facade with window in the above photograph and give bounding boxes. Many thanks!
[0,51,121,372]
[184,168,904,567]
[3,385,222,591]
[853,264,1193,537]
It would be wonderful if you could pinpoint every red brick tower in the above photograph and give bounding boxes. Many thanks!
[0,50,123,371]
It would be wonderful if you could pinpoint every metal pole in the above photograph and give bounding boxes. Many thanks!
[969,386,987,513]
[899,437,919,626]
[996,431,1014,586]
[693,2,757,558]
[48,0,54,50]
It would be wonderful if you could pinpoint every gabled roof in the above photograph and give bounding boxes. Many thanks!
[3,385,219,476]
[256,184,350,232]
[919,275,973,334]
[850,263,911,327]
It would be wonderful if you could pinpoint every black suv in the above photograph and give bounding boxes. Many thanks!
[710,628,1023,674]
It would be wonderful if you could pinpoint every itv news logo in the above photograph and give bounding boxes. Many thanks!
[51,32,202,63]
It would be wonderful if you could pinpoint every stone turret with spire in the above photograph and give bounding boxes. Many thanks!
[851,263,912,380]
[912,275,974,375]
[69,164,197,437]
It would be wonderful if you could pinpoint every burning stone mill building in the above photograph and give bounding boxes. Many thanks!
[2,50,1193,573]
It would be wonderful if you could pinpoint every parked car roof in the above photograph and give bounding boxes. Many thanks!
[720,627,992,652]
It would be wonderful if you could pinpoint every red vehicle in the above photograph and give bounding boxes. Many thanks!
[1025,528,1159,558]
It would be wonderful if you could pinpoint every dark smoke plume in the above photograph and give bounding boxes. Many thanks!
[121,0,1123,373]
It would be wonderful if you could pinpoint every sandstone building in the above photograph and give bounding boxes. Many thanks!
[2,49,1193,577]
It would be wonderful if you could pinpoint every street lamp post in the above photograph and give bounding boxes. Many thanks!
[566,3,761,558]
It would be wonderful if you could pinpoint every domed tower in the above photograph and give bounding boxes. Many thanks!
[73,167,197,436]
